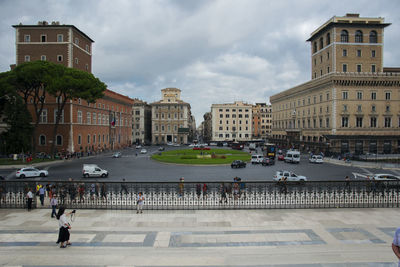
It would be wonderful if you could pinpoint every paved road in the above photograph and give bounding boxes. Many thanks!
[2,146,400,182]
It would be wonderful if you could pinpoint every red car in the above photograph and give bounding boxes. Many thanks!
[277,154,285,161]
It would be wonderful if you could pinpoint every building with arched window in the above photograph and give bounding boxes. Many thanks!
[270,14,400,155]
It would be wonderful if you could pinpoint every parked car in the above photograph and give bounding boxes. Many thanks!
[231,160,246,168]
[135,145,142,149]
[372,174,400,181]
[112,152,122,158]
[273,170,307,182]
[140,149,147,154]
[261,157,275,166]
[251,155,264,164]
[82,164,108,178]
[158,146,165,151]
[277,154,285,161]
[16,167,48,178]
[309,155,323,163]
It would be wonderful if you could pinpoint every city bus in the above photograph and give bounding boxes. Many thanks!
[263,143,276,159]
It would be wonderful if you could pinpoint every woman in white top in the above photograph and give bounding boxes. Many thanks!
[56,206,73,248]
[137,192,144,214]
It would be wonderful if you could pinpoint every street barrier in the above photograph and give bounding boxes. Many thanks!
[0,180,399,210]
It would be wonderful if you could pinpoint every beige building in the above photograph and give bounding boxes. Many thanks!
[150,88,193,144]
[132,99,151,145]
[252,103,272,140]
[270,14,400,154]
[211,101,253,142]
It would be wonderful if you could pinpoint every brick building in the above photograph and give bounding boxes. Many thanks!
[12,21,134,155]
[252,103,272,140]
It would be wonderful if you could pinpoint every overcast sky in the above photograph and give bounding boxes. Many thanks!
[0,0,399,126]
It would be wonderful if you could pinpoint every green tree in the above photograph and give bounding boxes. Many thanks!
[47,66,106,157]
[0,72,33,155]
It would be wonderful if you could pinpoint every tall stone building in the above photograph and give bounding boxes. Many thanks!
[132,99,151,145]
[211,101,253,142]
[150,88,193,144]
[252,103,272,140]
[11,21,134,154]
[270,14,400,154]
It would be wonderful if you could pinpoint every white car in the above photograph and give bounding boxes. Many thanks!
[135,145,142,149]
[140,149,147,154]
[309,155,323,163]
[273,170,307,182]
[372,174,400,181]
[112,152,122,158]
[16,167,48,178]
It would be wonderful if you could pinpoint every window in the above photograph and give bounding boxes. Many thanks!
[342,49,347,57]
[85,44,89,52]
[41,35,46,42]
[219,114,223,118]
[356,117,363,127]
[56,135,62,146]
[369,31,377,43]
[77,111,82,123]
[343,104,347,111]
[342,91,348,100]
[357,50,362,57]
[357,105,362,112]
[386,105,390,112]
[24,35,30,42]
[370,117,377,128]
[371,105,376,112]
[357,92,363,100]
[78,135,81,145]
[57,55,63,62]
[85,64,89,71]
[385,117,391,128]
[54,109,64,123]
[319,37,323,49]
[355,30,363,43]
[93,113,96,124]
[40,55,46,61]
[87,134,90,144]
[75,37,79,45]
[24,55,30,62]
[57,34,63,42]
[93,134,96,144]
[326,33,331,45]
[371,50,376,58]
[327,52,330,59]
[313,42,317,53]
[87,112,91,124]
[342,117,348,127]
[371,92,376,100]
[39,109,47,123]
[75,58,79,64]
[326,118,330,128]
[357,64,362,72]
[341,30,349,42]
[371,65,376,73]
[39,135,46,146]
[385,92,391,100]
[98,113,101,124]
[342,64,347,72]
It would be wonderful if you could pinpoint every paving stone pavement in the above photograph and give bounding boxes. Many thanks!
[0,208,399,266]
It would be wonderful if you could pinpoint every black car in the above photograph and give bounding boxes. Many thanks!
[261,157,275,166]
[231,160,246,168]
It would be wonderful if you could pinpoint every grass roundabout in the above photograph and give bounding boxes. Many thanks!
[151,148,251,165]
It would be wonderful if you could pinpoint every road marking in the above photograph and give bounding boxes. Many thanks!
[352,172,369,179]
[392,170,400,176]
[358,167,373,175]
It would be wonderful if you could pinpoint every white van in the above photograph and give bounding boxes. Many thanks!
[284,150,300,164]
[251,155,264,164]
[82,164,109,178]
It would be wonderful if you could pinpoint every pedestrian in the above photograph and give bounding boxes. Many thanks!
[196,183,201,199]
[39,185,45,206]
[393,227,400,267]
[137,192,144,214]
[220,183,227,204]
[345,175,350,190]
[202,183,208,199]
[78,183,85,203]
[90,183,96,200]
[50,194,58,218]
[120,179,128,195]
[101,183,107,200]
[26,188,33,211]
[56,206,73,248]
[179,177,184,197]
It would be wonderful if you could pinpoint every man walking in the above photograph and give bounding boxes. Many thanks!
[393,227,400,267]
[39,185,45,206]
[26,188,33,211]
[50,194,58,218]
